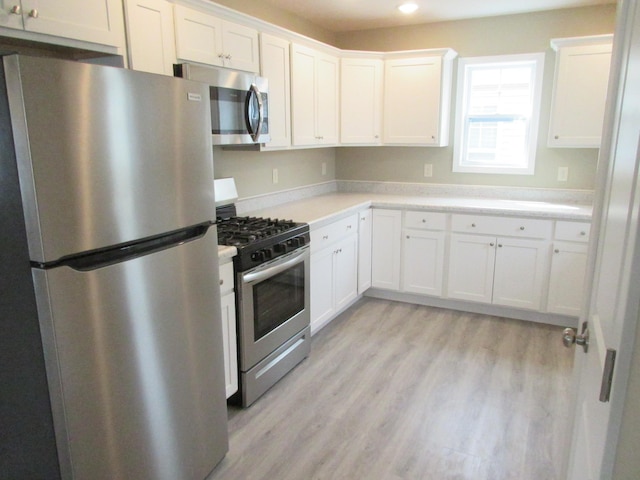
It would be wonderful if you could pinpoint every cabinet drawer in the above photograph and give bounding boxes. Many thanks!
[404,211,447,230]
[311,213,359,253]
[451,214,552,239]
[219,261,234,295]
[555,221,591,242]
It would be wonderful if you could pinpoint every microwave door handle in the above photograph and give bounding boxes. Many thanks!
[247,83,264,143]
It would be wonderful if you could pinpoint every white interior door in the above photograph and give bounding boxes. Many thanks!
[567,1,640,478]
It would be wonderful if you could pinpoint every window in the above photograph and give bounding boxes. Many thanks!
[453,53,545,175]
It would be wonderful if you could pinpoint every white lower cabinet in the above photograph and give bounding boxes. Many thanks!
[310,214,359,333]
[371,209,402,290]
[447,215,552,311]
[357,209,372,293]
[219,260,237,399]
[401,211,447,296]
[547,221,591,315]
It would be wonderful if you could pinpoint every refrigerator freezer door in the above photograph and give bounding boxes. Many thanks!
[4,55,215,263]
[32,228,227,480]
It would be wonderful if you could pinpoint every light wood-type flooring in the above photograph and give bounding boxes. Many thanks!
[207,297,575,480]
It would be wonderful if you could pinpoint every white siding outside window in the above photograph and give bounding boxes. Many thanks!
[453,53,545,175]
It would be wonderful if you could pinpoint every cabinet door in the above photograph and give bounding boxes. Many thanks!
[19,0,124,47]
[547,241,588,316]
[310,246,335,333]
[334,234,358,312]
[447,233,495,304]
[316,51,339,145]
[221,292,238,399]
[260,33,291,149]
[384,56,443,145]
[548,40,612,147]
[221,20,258,72]
[358,209,372,293]
[174,4,223,66]
[341,57,383,144]
[291,44,317,146]
[403,229,445,296]
[492,237,548,310]
[0,1,24,29]
[371,209,402,291]
[124,0,176,76]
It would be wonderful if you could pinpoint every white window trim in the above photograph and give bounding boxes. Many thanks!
[452,53,545,175]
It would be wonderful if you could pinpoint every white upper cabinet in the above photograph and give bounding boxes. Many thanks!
[383,50,456,146]
[0,0,125,47]
[291,43,339,146]
[548,35,613,148]
[260,33,291,149]
[340,56,383,145]
[124,0,176,75]
[174,4,259,72]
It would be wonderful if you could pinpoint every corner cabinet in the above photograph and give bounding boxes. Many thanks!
[340,56,383,145]
[371,209,402,290]
[173,4,259,73]
[291,43,340,146]
[548,35,613,148]
[124,0,176,75]
[383,50,457,146]
[0,0,125,48]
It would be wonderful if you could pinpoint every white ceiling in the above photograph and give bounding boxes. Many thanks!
[261,0,617,32]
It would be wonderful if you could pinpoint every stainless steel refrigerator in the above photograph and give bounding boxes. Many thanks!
[0,55,228,479]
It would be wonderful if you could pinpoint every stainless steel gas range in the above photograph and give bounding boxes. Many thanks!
[215,183,311,407]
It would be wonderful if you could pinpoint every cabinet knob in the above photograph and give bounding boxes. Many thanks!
[422,219,426,223]
[322,235,329,240]
[555,249,560,253]
[347,225,352,230]
[9,5,21,14]
[225,54,232,60]
[218,53,225,59]
[498,244,503,248]
[471,223,476,228]
[580,231,586,236]
[406,235,410,239]
[555,135,560,140]
[520,226,525,230]
[28,8,38,18]
[219,279,224,285]
[490,242,495,247]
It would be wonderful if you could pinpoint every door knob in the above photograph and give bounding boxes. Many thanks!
[563,323,589,353]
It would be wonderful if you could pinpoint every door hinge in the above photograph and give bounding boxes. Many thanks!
[599,348,617,403]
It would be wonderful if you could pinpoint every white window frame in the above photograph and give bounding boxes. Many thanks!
[452,53,545,175]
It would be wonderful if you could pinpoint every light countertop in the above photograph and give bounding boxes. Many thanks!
[218,245,237,260]
[245,192,592,230]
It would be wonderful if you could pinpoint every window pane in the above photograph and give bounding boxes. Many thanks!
[455,54,543,174]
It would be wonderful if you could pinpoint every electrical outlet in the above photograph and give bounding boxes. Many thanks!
[424,164,433,178]
[322,162,327,176]
[558,166,569,182]
[272,168,279,184]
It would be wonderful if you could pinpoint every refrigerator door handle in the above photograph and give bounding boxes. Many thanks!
[36,223,212,271]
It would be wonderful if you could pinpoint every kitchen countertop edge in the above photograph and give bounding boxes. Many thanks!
[245,193,593,230]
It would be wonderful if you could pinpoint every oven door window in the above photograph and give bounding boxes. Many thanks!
[252,262,305,341]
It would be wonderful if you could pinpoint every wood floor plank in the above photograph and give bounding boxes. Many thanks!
[207,298,574,480]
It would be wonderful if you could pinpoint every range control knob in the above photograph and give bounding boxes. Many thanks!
[251,250,265,262]
[274,242,288,253]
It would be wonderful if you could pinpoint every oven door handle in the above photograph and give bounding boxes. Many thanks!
[242,249,307,285]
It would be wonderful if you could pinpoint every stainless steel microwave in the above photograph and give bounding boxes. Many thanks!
[174,63,270,146]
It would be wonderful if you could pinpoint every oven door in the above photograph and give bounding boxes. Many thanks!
[237,247,310,370]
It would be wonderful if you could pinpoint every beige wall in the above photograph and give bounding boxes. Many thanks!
[210,0,337,45]
[213,147,336,198]
[335,5,617,190]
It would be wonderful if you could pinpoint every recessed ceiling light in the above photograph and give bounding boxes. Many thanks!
[398,3,419,14]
